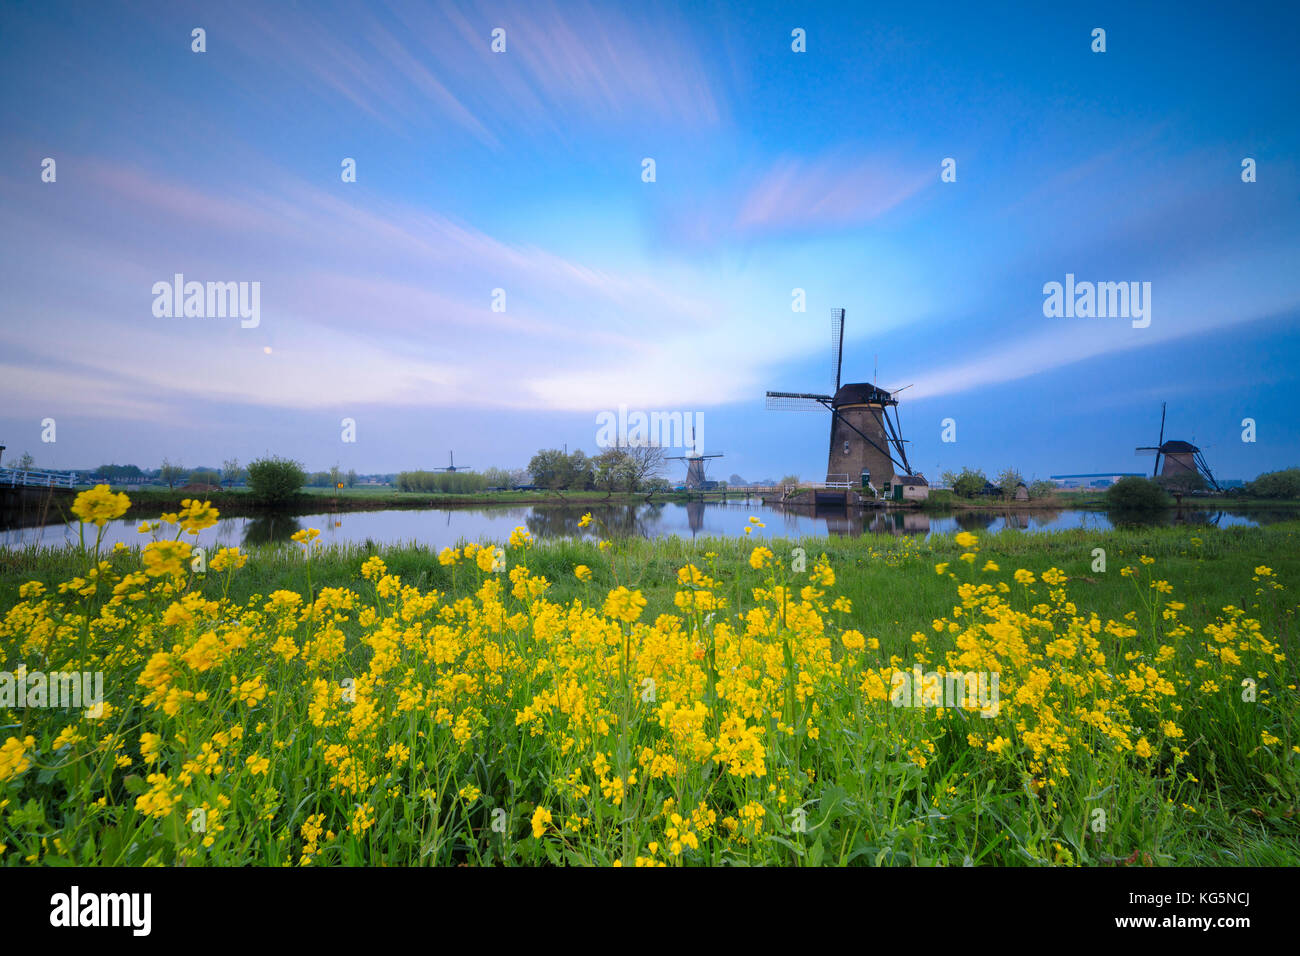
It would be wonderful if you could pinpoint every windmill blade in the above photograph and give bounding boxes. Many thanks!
[1135,447,1160,455]
[831,308,845,393]
[1154,403,1166,477]
[766,390,831,411]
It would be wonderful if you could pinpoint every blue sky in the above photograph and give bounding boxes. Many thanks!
[1,0,1297,482]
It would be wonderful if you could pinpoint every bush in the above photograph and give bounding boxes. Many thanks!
[396,471,486,494]
[1244,467,1300,500]
[246,456,306,503]
[1029,480,1056,499]
[949,468,988,499]
[1106,476,1171,512]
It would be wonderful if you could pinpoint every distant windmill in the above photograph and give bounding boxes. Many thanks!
[433,451,472,473]
[1135,403,1220,491]
[766,308,914,491]
[667,452,724,490]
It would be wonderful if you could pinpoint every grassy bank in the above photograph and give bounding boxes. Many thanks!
[2,499,1297,866]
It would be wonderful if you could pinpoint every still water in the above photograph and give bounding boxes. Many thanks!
[1,499,1283,551]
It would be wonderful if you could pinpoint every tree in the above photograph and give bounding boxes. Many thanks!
[950,467,988,498]
[159,458,186,490]
[624,442,665,491]
[246,455,306,504]
[780,474,800,488]
[1244,467,1300,499]
[221,458,243,487]
[1028,480,1056,499]
[564,450,594,490]
[728,473,747,486]
[594,448,633,495]
[345,469,358,488]
[1106,476,1171,512]
[11,451,36,471]
[528,449,568,489]
[329,465,342,488]
[994,467,1025,498]
[189,468,221,487]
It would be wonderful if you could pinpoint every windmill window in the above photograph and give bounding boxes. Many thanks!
[843,441,850,455]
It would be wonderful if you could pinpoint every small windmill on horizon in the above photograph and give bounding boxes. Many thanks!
[432,451,472,473]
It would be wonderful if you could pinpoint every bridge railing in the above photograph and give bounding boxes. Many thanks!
[0,468,79,489]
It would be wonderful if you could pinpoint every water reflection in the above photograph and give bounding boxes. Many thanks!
[0,499,1287,551]
[241,514,303,546]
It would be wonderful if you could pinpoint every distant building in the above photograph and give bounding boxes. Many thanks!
[1049,473,1146,489]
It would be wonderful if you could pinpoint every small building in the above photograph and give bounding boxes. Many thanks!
[1014,482,1029,501]
[883,474,930,501]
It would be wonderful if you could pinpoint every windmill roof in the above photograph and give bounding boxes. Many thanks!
[1160,440,1199,453]
[832,383,893,407]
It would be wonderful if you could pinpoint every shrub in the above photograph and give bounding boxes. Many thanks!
[1244,467,1300,500]
[951,468,988,499]
[1106,476,1171,512]
[245,456,306,503]
[396,471,486,494]
[1029,480,1056,499]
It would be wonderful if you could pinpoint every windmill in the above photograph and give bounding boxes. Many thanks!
[432,451,472,473]
[766,308,914,494]
[667,452,724,490]
[1135,403,1220,492]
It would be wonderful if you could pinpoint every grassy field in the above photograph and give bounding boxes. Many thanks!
[1,494,1297,866]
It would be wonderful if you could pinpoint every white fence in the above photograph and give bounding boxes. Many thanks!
[0,468,79,489]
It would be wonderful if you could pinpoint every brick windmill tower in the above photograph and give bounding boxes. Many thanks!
[766,308,914,495]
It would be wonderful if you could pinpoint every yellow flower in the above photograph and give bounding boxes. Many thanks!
[578,513,593,528]
[0,736,36,782]
[245,754,270,775]
[531,806,552,838]
[71,485,130,527]
[840,630,865,652]
[603,586,646,623]
[934,562,949,575]
[141,540,193,578]
[210,546,247,572]
[954,531,978,549]
[290,528,321,546]
[475,546,500,572]
[177,498,219,535]
[749,546,774,570]
[574,565,593,582]
[1135,738,1153,758]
